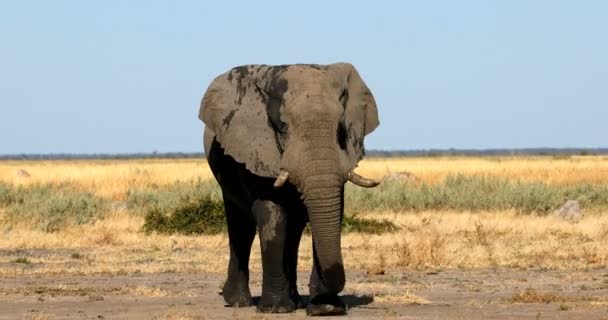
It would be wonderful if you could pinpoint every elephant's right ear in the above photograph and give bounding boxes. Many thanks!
[199,66,281,178]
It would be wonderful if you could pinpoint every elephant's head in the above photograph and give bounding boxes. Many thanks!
[200,63,379,294]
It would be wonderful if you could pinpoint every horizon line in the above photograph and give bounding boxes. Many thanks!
[1,147,608,160]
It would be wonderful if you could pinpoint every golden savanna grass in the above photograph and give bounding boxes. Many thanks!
[359,155,608,185]
[2,209,608,275]
[2,155,608,199]
[1,156,608,276]
[0,159,211,200]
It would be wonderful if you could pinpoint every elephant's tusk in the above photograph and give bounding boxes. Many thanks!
[273,170,289,188]
[348,170,380,188]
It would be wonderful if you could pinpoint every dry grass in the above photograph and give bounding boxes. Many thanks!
[0,283,175,297]
[374,291,430,304]
[23,313,54,320]
[158,311,207,320]
[346,210,608,270]
[1,156,608,276]
[2,210,608,275]
[1,156,607,201]
[345,281,429,305]
[507,288,603,304]
[0,159,212,200]
[357,155,608,185]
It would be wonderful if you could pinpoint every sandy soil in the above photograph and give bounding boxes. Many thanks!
[3,260,608,320]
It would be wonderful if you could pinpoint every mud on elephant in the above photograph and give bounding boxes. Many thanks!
[199,63,380,316]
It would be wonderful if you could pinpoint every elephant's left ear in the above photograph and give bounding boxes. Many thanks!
[328,63,379,168]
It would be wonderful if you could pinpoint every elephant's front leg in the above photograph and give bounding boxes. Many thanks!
[307,244,347,316]
[253,200,296,313]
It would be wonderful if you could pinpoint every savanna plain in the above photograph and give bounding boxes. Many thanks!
[2,156,608,319]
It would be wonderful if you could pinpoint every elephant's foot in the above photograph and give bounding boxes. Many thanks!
[306,294,347,316]
[222,281,252,307]
[257,294,297,313]
[291,290,305,309]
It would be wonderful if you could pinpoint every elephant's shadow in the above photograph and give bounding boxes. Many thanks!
[247,294,374,309]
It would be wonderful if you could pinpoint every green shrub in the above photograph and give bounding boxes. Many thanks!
[142,194,225,235]
[13,257,31,264]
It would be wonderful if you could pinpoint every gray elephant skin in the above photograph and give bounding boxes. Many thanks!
[199,63,380,316]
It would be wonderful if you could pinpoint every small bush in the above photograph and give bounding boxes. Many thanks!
[13,257,31,264]
[71,252,84,259]
[342,214,399,234]
[142,194,225,235]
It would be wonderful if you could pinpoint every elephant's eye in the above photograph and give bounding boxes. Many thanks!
[339,89,348,108]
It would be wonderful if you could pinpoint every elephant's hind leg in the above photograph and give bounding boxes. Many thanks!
[222,200,256,307]
[253,200,296,313]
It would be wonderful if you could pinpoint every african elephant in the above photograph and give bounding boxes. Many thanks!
[199,63,379,316]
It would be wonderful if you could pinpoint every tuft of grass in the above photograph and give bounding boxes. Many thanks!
[346,174,608,215]
[374,291,430,305]
[142,194,225,235]
[13,257,31,264]
[0,182,108,232]
[342,214,399,234]
[70,252,84,259]
[508,288,567,303]
[395,228,447,268]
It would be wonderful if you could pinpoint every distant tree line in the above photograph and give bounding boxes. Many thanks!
[0,152,205,161]
[366,148,608,157]
[1,148,607,161]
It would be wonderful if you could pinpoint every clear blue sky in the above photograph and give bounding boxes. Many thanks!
[1,1,606,154]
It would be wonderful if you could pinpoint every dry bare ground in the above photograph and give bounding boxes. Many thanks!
[2,157,608,319]
[3,268,608,319]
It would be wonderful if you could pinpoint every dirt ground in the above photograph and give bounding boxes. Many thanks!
[3,261,608,320]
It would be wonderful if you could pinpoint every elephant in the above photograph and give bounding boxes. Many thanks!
[198,63,380,316]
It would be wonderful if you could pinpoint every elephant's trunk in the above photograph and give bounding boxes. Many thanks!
[304,182,345,295]
[293,122,346,295]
